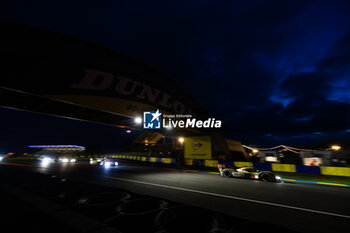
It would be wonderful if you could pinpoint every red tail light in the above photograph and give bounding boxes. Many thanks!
[218,164,226,169]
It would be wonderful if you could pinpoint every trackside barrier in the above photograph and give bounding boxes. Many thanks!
[271,163,296,172]
[14,154,350,177]
[185,159,193,166]
[234,161,253,167]
[192,160,205,166]
[296,165,320,174]
[162,158,173,164]
[204,160,218,168]
[88,155,350,177]
[253,163,271,171]
[320,166,350,177]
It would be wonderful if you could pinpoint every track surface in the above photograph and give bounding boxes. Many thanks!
[2,160,350,233]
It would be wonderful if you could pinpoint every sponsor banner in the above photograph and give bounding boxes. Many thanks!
[204,160,218,168]
[184,159,193,166]
[271,163,296,172]
[320,166,350,177]
[1,20,208,118]
[184,136,212,160]
[162,158,173,164]
[234,161,253,167]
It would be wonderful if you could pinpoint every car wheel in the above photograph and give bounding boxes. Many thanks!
[223,170,232,178]
[260,173,274,182]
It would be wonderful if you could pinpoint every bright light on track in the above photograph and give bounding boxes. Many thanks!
[134,117,142,124]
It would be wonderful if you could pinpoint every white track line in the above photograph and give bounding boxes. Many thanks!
[96,175,350,219]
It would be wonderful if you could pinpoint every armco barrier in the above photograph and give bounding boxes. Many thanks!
[91,155,350,177]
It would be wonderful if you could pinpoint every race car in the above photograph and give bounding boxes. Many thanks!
[90,158,119,168]
[39,156,76,164]
[58,157,76,163]
[89,158,104,165]
[218,165,281,182]
[39,156,55,164]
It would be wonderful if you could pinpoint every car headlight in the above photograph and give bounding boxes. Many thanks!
[0,156,4,161]
[42,157,53,163]
[275,176,281,180]
[62,158,69,163]
[114,161,119,166]
[70,158,76,163]
[104,161,111,168]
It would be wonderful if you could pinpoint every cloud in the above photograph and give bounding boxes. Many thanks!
[219,24,350,146]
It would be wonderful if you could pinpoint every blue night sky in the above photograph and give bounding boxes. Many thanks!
[1,0,350,151]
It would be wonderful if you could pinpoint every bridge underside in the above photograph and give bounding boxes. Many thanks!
[0,20,244,160]
[0,87,131,128]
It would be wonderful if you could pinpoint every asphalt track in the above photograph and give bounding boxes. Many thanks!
[1,160,350,233]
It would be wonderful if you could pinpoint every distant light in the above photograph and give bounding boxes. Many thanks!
[28,145,86,150]
[178,137,184,143]
[126,129,132,133]
[331,145,341,151]
[134,117,142,124]
[41,157,53,164]
[0,156,4,161]
[252,149,259,153]
[70,158,76,163]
